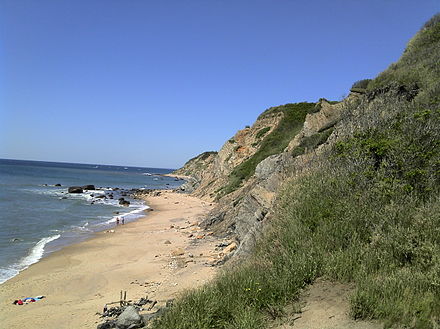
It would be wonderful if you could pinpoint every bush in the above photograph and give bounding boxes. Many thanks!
[422,12,440,30]
[291,127,334,157]
[255,127,271,139]
[351,79,371,89]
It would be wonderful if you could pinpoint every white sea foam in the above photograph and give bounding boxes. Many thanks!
[104,205,150,224]
[0,234,60,284]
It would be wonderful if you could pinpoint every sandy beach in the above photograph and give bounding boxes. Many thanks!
[0,191,226,329]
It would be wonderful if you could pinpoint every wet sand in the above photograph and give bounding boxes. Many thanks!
[0,191,225,328]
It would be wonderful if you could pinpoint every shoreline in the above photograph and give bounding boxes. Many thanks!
[0,191,227,329]
[0,188,150,286]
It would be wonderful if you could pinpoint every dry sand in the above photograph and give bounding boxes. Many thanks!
[0,191,227,329]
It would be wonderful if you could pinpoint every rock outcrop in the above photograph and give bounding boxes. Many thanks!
[175,109,284,201]
[175,95,363,257]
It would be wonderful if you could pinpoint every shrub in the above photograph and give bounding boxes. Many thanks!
[255,127,271,139]
[352,79,372,89]
[291,127,334,157]
[421,12,440,30]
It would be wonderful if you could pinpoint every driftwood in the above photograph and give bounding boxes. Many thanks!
[99,292,157,319]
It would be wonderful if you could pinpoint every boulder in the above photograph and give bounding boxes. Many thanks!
[54,183,62,187]
[68,186,83,193]
[115,306,143,329]
[119,200,130,206]
[82,185,95,190]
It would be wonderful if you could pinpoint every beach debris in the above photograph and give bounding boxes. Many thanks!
[115,305,144,329]
[97,294,158,329]
[147,300,157,311]
[164,240,171,244]
[97,320,116,329]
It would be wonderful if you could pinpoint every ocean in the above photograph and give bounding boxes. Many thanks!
[0,159,183,284]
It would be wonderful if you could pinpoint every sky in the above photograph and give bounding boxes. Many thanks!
[1,0,439,169]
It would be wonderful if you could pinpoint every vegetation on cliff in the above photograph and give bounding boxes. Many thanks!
[217,102,315,197]
[153,14,440,329]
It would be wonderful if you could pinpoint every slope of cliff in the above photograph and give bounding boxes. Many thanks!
[175,102,314,201]
[156,13,440,329]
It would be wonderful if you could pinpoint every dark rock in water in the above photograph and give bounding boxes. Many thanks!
[119,200,130,207]
[118,197,125,201]
[96,195,106,199]
[61,196,67,199]
[68,186,83,193]
[115,306,143,329]
[82,185,95,190]
[97,320,116,329]
[54,183,62,186]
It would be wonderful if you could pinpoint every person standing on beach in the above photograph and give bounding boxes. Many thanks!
[116,217,120,225]
[121,218,125,225]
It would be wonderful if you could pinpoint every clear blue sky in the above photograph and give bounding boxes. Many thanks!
[1,1,439,169]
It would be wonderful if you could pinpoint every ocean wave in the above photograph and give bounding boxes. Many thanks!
[104,205,150,224]
[0,234,60,284]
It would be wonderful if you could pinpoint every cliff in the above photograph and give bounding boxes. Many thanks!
[174,96,361,255]
[159,14,440,328]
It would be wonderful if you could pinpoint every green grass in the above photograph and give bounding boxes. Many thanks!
[217,102,315,196]
[153,14,440,329]
[256,127,271,139]
[368,17,440,93]
[291,127,334,157]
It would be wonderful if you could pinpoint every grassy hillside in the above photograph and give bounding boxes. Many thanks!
[152,14,440,329]
[217,102,315,197]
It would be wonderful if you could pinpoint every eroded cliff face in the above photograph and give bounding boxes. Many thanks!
[175,110,283,201]
[174,94,362,257]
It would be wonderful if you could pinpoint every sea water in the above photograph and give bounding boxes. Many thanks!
[0,159,183,284]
